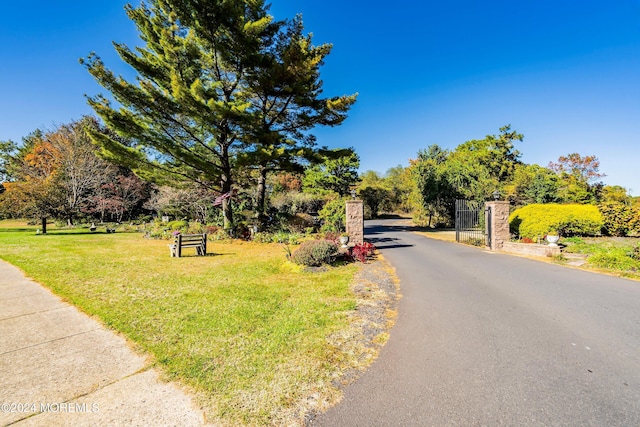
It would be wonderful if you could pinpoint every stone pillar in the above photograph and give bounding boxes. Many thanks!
[486,201,510,251]
[345,200,364,245]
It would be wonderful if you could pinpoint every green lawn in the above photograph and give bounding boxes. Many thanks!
[561,236,640,279]
[0,221,360,425]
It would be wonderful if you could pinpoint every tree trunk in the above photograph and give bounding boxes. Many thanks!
[221,172,233,232]
[255,166,268,227]
[41,217,47,234]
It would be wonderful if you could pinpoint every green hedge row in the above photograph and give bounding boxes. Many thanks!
[509,204,603,239]
[598,203,640,237]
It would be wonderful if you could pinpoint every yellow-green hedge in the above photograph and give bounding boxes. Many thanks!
[509,204,603,239]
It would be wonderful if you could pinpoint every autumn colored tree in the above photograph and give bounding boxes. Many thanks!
[0,134,64,232]
[89,169,148,222]
[549,153,605,203]
[601,186,632,206]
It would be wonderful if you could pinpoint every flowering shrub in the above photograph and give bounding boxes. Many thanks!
[350,242,376,263]
[290,239,338,267]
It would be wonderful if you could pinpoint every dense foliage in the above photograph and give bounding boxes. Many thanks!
[509,204,604,239]
[598,203,640,237]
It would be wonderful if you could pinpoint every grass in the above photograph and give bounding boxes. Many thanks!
[0,220,361,426]
[560,236,640,279]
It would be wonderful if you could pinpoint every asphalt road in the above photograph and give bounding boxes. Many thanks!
[311,220,640,426]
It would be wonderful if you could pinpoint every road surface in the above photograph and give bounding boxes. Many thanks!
[312,220,640,426]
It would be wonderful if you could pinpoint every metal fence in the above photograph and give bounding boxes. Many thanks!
[455,200,489,247]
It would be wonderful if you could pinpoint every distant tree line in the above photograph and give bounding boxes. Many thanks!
[354,125,639,237]
[2,1,637,237]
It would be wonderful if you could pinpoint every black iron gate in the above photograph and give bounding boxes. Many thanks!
[455,200,490,247]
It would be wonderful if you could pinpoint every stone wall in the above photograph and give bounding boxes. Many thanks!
[345,200,364,245]
[501,242,561,257]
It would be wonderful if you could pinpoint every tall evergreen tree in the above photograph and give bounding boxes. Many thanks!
[81,0,276,229]
[239,15,357,220]
[82,1,356,230]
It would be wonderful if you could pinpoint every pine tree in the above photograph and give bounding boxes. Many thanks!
[239,15,357,220]
[81,0,276,229]
[82,1,356,229]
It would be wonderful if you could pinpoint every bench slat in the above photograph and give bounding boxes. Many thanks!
[171,233,207,257]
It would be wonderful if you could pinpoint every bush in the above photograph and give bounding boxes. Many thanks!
[290,239,338,267]
[186,222,206,234]
[589,250,639,271]
[599,203,629,236]
[599,203,640,237]
[509,204,603,239]
[350,242,376,263]
[319,231,341,246]
[252,231,301,245]
[319,198,346,232]
[166,220,189,231]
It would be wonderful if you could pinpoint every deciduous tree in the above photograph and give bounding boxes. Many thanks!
[549,153,605,204]
[49,117,111,225]
[0,134,64,232]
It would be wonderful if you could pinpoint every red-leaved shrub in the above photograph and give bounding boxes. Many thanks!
[350,242,376,263]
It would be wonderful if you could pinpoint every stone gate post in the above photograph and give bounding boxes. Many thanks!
[485,201,510,251]
[345,200,364,245]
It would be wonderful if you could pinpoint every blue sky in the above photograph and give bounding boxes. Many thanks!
[2,1,639,194]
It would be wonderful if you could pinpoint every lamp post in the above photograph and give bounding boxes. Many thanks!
[492,190,500,201]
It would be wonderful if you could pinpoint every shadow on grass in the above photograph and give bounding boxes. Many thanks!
[0,228,36,233]
[170,252,235,258]
[31,230,141,236]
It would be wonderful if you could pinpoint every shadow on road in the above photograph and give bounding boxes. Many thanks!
[365,221,416,249]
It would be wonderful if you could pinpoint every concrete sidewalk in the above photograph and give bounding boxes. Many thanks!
[0,260,208,426]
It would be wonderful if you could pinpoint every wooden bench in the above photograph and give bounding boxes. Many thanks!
[169,233,207,257]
